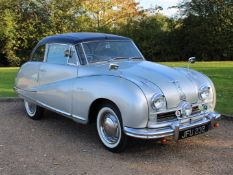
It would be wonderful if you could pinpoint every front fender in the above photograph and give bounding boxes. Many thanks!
[175,67,216,109]
[72,75,149,128]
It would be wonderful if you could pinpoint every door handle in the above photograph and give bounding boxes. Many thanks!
[40,68,46,72]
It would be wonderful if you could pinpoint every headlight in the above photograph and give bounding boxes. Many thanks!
[151,94,166,111]
[199,86,211,101]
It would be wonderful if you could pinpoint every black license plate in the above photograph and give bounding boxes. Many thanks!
[179,123,210,140]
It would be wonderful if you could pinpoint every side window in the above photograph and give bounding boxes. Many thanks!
[31,45,45,62]
[47,44,75,65]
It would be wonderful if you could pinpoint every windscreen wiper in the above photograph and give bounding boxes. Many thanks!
[108,57,128,62]
[128,57,143,60]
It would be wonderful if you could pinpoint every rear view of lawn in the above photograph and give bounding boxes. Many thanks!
[0,61,232,115]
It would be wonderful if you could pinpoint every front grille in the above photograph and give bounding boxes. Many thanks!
[192,106,201,115]
[157,106,201,122]
[157,111,177,122]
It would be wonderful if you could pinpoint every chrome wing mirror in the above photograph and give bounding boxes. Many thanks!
[64,49,73,58]
[188,57,196,70]
[109,63,119,71]
[188,57,196,64]
[65,48,76,65]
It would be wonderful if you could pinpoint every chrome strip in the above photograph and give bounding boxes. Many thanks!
[15,91,87,123]
[148,111,209,129]
[44,44,49,62]
[131,41,145,60]
[150,103,203,115]
[39,101,70,116]
[80,43,89,65]
[38,102,87,122]
[172,121,180,140]
[71,45,80,66]
[14,87,37,93]
[72,114,86,121]
[124,127,174,139]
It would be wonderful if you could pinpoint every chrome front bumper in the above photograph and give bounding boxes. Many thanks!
[124,112,221,139]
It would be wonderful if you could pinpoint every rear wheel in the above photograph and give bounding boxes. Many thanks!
[24,100,44,120]
[96,103,127,152]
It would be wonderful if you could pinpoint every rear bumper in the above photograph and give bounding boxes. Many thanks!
[124,112,221,139]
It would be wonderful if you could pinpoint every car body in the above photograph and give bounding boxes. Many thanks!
[15,32,221,152]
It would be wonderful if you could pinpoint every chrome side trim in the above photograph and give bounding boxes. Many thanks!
[72,114,86,121]
[14,86,37,93]
[124,112,221,139]
[38,102,87,123]
[39,101,70,116]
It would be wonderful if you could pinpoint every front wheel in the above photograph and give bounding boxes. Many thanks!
[96,103,127,152]
[24,100,44,120]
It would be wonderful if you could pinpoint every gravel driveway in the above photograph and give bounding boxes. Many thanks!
[0,101,233,175]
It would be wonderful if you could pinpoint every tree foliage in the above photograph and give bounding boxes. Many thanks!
[82,0,140,31]
[0,0,232,66]
[177,0,233,60]
[117,14,176,61]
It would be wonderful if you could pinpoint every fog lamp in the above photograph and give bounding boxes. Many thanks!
[181,102,192,116]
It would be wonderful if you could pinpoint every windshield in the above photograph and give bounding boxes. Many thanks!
[80,40,143,63]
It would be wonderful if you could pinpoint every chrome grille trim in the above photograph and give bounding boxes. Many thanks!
[157,106,202,123]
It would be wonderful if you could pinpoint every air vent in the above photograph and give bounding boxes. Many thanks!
[157,111,177,122]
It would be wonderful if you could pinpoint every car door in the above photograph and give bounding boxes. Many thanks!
[37,43,78,115]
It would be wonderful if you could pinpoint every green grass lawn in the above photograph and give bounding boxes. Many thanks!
[0,67,19,97]
[0,61,232,115]
[161,61,233,115]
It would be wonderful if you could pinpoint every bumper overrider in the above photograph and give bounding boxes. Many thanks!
[124,112,221,140]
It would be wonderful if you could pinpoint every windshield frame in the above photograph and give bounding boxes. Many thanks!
[77,40,145,65]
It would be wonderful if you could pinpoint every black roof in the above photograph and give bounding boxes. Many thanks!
[37,32,131,46]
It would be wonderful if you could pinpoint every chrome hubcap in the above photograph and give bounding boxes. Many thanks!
[24,100,37,117]
[101,114,119,143]
[97,107,121,148]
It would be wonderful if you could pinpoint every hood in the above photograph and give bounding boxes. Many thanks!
[118,61,199,108]
[79,60,204,109]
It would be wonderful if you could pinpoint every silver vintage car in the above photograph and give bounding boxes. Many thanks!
[15,32,221,152]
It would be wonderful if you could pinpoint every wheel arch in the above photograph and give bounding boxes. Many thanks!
[88,98,119,124]
[73,75,149,128]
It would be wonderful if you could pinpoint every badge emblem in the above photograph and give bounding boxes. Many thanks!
[170,80,186,101]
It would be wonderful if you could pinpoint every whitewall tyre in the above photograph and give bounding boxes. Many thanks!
[24,100,44,120]
[96,103,127,152]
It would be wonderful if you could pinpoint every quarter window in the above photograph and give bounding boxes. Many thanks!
[67,48,77,65]
[76,44,87,65]
[47,44,72,65]
[31,45,45,62]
